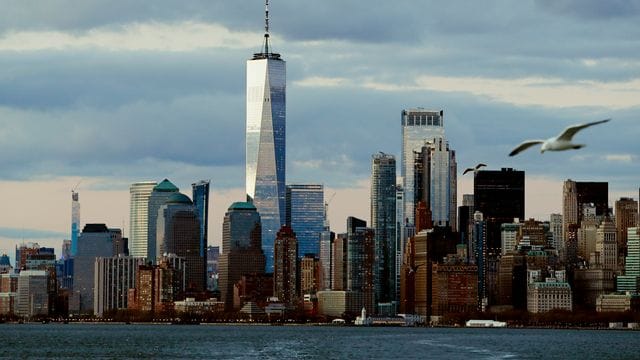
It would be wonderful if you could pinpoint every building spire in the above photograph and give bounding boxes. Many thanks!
[264,0,270,54]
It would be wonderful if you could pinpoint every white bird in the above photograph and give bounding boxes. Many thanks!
[463,163,487,175]
[509,119,610,157]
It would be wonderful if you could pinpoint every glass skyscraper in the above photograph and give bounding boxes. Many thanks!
[192,180,210,259]
[71,191,80,256]
[285,184,324,259]
[147,179,179,263]
[246,5,286,273]
[401,109,445,229]
[371,153,397,303]
[129,181,157,258]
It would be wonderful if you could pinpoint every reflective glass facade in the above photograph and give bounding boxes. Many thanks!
[246,54,286,273]
[285,184,324,259]
[129,181,157,258]
[401,109,445,228]
[192,180,210,258]
[371,153,397,303]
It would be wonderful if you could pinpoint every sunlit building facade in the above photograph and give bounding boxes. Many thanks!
[285,184,324,258]
[129,181,157,258]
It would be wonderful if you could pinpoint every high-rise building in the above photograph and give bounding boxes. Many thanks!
[332,234,348,291]
[246,2,286,274]
[206,246,220,292]
[401,108,445,228]
[413,138,457,230]
[395,185,406,300]
[300,254,320,296]
[16,270,48,317]
[618,227,640,292]
[73,224,115,314]
[595,217,617,270]
[285,184,324,258]
[129,181,157,258]
[156,193,204,292]
[71,191,80,256]
[147,179,180,263]
[192,180,211,262]
[615,197,638,259]
[218,202,266,310]
[474,168,525,254]
[371,153,397,303]
[563,180,609,262]
[473,211,488,310]
[273,225,298,305]
[94,256,146,316]
[549,214,563,253]
[319,230,334,291]
[501,220,521,255]
[346,217,375,313]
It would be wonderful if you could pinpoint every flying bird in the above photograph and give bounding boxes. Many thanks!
[509,119,610,157]
[463,163,487,175]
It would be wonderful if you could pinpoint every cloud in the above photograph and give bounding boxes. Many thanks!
[603,154,634,163]
[0,227,66,240]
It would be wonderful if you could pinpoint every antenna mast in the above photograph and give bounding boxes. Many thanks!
[264,0,270,54]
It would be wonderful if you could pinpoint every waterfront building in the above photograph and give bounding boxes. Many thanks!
[174,297,224,314]
[129,256,185,314]
[431,262,478,316]
[233,274,273,309]
[71,190,80,256]
[395,186,406,300]
[346,217,375,313]
[129,181,157,258]
[617,227,640,292]
[218,202,265,310]
[316,290,365,317]
[474,168,525,254]
[527,278,573,313]
[206,246,220,292]
[73,224,114,314]
[0,273,18,315]
[573,268,615,309]
[273,225,298,305]
[615,197,638,259]
[331,233,348,291]
[156,192,204,291]
[192,180,210,265]
[285,184,324,258]
[401,108,445,229]
[16,270,49,317]
[497,253,526,308]
[94,256,146,316]
[371,153,397,303]
[147,179,180,263]
[246,2,286,274]
[596,293,640,312]
[473,211,488,309]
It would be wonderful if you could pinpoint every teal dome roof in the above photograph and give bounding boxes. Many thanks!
[0,254,10,267]
[166,193,192,205]
[229,202,256,211]
[154,179,179,192]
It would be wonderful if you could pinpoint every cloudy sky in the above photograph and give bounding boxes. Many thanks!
[0,0,638,260]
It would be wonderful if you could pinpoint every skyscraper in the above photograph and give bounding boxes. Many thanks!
[156,192,204,292]
[474,168,525,254]
[401,109,445,228]
[73,224,114,314]
[285,184,324,258]
[71,191,80,256]
[129,181,157,258]
[346,217,375,313]
[617,227,640,292]
[192,180,211,261]
[147,179,180,263]
[218,202,265,310]
[371,152,397,303]
[615,197,638,258]
[273,225,298,305]
[246,1,286,273]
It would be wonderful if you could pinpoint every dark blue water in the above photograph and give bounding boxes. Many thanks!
[1,324,638,359]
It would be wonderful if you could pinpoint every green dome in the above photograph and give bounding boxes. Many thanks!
[166,193,192,205]
[229,202,256,211]
[153,179,179,192]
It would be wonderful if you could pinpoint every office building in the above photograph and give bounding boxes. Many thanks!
[617,227,640,292]
[300,254,320,295]
[246,2,286,274]
[285,184,324,258]
[549,213,563,254]
[431,262,478,316]
[71,191,80,256]
[332,233,348,291]
[94,256,146,316]
[192,180,211,265]
[156,192,204,291]
[0,273,18,315]
[474,168,525,254]
[615,197,638,258]
[129,181,157,258]
[206,246,220,292]
[16,270,49,317]
[147,179,180,263]
[501,220,521,255]
[319,230,334,290]
[563,180,609,261]
[595,218,617,271]
[218,202,266,310]
[346,217,375,313]
[273,225,298,305]
[371,153,397,303]
[401,108,445,229]
[527,275,572,313]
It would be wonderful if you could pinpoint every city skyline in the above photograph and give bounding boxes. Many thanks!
[0,1,639,258]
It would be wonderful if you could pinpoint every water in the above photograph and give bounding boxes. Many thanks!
[1,324,639,359]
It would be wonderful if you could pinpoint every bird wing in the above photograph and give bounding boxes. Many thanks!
[463,168,474,175]
[475,163,487,169]
[556,119,610,142]
[509,140,544,156]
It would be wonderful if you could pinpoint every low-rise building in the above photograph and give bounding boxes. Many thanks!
[527,277,572,313]
[317,290,365,317]
[596,293,640,312]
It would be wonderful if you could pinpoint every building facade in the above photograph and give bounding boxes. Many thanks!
[73,224,114,314]
[71,191,80,256]
[273,225,298,305]
[129,181,157,258]
[285,184,324,258]
[94,256,146,316]
[192,180,211,265]
[147,179,180,263]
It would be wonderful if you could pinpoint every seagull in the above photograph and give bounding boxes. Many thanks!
[407,263,425,274]
[463,163,487,175]
[509,119,610,156]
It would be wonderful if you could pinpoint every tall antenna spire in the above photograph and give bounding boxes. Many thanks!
[264,0,270,54]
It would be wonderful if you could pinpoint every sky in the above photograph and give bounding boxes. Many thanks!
[0,0,638,261]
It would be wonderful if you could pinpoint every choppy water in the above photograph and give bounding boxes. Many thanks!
[1,324,639,359]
